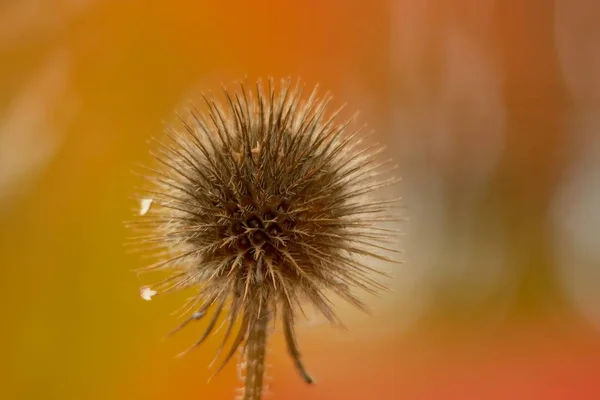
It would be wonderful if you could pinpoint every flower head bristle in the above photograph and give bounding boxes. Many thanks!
[130,78,401,400]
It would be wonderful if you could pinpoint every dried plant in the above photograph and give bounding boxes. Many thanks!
[130,78,401,400]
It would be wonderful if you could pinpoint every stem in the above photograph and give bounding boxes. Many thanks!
[242,306,269,400]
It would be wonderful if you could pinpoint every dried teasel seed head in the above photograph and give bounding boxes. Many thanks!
[129,78,402,400]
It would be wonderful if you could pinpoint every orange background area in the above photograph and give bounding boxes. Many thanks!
[1,1,599,399]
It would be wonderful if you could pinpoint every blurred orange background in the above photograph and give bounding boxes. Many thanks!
[1,1,600,399]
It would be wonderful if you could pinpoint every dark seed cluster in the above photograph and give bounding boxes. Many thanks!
[130,78,401,400]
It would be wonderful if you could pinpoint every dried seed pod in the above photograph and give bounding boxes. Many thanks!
[130,78,401,400]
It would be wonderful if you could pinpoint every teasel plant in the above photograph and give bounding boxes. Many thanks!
[128,78,402,400]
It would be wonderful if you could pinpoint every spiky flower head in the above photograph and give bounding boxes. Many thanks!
[131,78,400,400]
